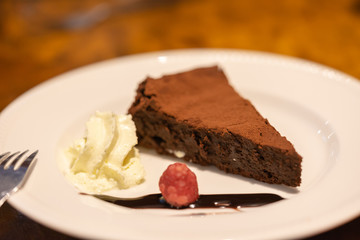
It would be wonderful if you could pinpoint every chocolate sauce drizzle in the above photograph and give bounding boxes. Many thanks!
[92,193,284,209]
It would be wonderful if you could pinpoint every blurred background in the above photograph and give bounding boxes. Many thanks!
[1,0,360,239]
[2,0,360,110]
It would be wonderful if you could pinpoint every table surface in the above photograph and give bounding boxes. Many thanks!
[1,0,360,239]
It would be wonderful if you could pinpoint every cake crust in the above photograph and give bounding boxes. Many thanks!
[128,66,302,187]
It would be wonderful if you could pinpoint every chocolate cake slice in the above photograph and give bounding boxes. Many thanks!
[128,66,302,187]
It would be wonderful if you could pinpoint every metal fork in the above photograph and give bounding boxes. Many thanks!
[0,150,38,207]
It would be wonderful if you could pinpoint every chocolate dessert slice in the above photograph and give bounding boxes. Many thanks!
[128,66,302,187]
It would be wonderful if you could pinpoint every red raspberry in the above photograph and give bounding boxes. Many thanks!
[159,162,199,208]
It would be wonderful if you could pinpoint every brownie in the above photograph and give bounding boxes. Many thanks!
[128,66,302,187]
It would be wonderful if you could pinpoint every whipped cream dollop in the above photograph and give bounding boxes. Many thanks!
[65,111,145,193]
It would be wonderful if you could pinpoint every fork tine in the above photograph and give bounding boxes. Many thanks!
[12,150,29,169]
[0,152,11,165]
[20,150,38,168]
[1,151,20,169]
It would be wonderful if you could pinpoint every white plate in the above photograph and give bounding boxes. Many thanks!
[1,49,360,240]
